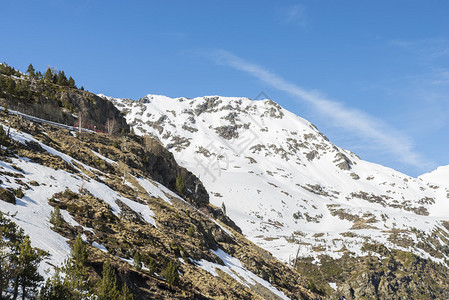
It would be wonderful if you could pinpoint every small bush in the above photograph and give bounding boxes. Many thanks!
[0,187,16,204]
[14,188,24,198]
[187,225,195,237]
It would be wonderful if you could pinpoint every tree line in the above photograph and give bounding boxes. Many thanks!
[0,62,82,91]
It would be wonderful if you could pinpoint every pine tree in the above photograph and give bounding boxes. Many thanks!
[147,257,156,274]
[71,234,87,269]
[26,64,35,78]
[120,283,133,300]
[49,206,64,229]
[0,212,25,298]
[68,76,75,88]
[62,234,91,299]
[39,269,70,300]
[13,236,46,300]
[175,173,185,194]
[44,68,53,82]
[97,260,120,300]
[133,252,142,271]
[57,71,68,86]
[162,261,179,286]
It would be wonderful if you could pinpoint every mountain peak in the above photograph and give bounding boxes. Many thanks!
[108,92,449,268]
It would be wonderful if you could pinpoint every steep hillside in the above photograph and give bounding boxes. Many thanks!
[0,63,128,133]
[0,110,319,299]
[106,93,449,298]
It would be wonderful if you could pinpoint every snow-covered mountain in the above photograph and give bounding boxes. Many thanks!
[106,94,449,265]
[420,165,449,187]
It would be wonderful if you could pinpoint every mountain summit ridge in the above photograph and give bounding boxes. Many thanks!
[105,93,449,266]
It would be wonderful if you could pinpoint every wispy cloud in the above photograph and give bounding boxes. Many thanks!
[210,50,434,171]
[279,4,307,27]
[391,38,449,59]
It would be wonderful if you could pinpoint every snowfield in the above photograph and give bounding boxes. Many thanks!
[105,93,449,264]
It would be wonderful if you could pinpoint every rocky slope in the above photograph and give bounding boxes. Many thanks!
[0,65,128,133]
[0,108,321,299]
[105,93,449,298]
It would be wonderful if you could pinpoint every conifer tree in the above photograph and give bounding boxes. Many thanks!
[0,212,25,298]
[44,68,53,82]
[120,283,133,300]
[26,64,35,78]
[49,206,64,229]
[162,261,179,286]
[41,235,91,299]
[68,76,75,88]
[175,173,185,194]
[13,236,46,300]
[133,252,142,271]
[57,71,68,86]
[39,269,70,300]
[71,234,87,269]
[97,260,120,300]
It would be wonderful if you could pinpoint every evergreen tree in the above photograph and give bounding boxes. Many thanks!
[44,68,53,82]
[120,283,133,300]
[162,261,179,286]
[147,257,156,274]
[39,269,70,300]
[0,212,25,298]
[26,64,35,78]
[62,234,91,299]
[97,260,120,300]
[13,236,46,300]
[71,234,87,269]
[57,71,68,86]
[175,173,185,194]
[68,76,76,88]
[49,206,64,229]
[133,252,142,271]
[5,77,16,94]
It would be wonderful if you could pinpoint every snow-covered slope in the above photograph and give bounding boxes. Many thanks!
[0,126,158,275]
[107,94,449,264]
[420,165,449,187]
[0,115,307,299]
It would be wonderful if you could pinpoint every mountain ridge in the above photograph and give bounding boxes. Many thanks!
[104,92,449,296]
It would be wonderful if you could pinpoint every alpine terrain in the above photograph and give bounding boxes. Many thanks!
[104,93,449,299]
[0,63,318,299]
[1,61,449,299]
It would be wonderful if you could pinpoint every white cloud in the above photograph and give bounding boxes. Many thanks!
[279,4,307,27]
[211,50,434,171]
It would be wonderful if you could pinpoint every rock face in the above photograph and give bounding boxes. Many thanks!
[107,93,449,298]
[0,75,128,133]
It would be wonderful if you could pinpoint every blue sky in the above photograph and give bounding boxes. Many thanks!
[1,1,448,177]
